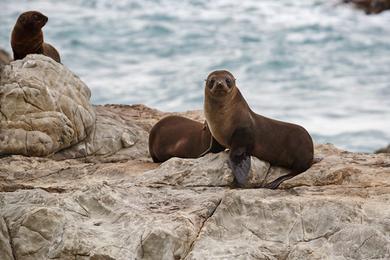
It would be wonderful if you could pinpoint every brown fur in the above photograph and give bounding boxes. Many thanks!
[149,115,224,163]
[344,0,390,14]
[204,70,314,188]
[11,11,61,63]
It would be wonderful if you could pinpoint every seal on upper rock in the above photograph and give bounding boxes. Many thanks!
[204,70,314,189]
[11,11,61,63]
[149,115,225,163]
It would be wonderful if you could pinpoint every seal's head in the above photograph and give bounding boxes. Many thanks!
[205,70,236,98]
[17,11,48,30]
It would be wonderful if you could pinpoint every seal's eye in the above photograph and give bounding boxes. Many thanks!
[207,79,215,89]
[33,14,39,20]
[226,78,232,88]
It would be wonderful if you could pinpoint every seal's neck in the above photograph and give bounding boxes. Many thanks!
[205,87,250,113]
[205,87,237,108]
[12,24,44,54]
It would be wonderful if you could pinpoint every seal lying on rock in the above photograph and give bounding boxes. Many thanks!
[11,11,61,63]
[149,115,224,163]
[204,70,314,189]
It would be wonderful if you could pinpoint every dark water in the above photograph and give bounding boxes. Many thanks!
[1,0,389,152]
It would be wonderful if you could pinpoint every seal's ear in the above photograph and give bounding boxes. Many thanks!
[228,127,254,187]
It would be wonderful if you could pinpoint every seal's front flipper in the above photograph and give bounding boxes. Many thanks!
[264,172,297,189]
[228,148,251,186]
[228,127,254,187]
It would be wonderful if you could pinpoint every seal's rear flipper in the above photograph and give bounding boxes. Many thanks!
[228,152,251,187]
[264,172,297,189]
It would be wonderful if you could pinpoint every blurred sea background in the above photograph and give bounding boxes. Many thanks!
[1,0,389,152]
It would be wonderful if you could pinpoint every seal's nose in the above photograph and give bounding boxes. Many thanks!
[215,81,224,89]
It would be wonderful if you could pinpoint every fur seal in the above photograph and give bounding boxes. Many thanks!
[149,115,224,163]
[204,70,314,189]
[11,11,61,63]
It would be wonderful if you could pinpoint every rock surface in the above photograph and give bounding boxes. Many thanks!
[1,57,389,259]
[0,54,205,163]
[0,48,11,65]
[1,101,389,259]
[52,105,149,162]
[0,55,95,157]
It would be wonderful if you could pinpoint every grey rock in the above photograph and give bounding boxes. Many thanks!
[53,105,149,162]
[0,55,149,161]
[0,54,95,157]
[0,217,13,260]
[137,152,289,188]
[0,185,223,260]
[187,187,390,259]
[0,48,11,66]
[1,141,390,260]
[0,62,389,260]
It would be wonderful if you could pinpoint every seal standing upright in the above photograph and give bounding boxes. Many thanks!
[204,70,314,189]
[11,11,61,63]
[149,115,224,163]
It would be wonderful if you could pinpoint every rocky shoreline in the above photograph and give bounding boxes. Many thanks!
[1,55,390,259]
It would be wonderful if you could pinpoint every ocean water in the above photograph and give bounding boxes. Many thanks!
[1,0,389,152]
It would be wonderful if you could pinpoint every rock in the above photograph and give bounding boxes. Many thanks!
[0,54,96,157]
[0,57,389,259]
[0,48,11,65]
[136,152,289,188]
[0,217,13,260]
[0,185,223,260]
[52,104,202,162]
[101,104,205,133]
[1,121,390,260]
[187,186,390,259]
[344,0,390,14]
[375,144,390,154]
[52,105,149,162]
